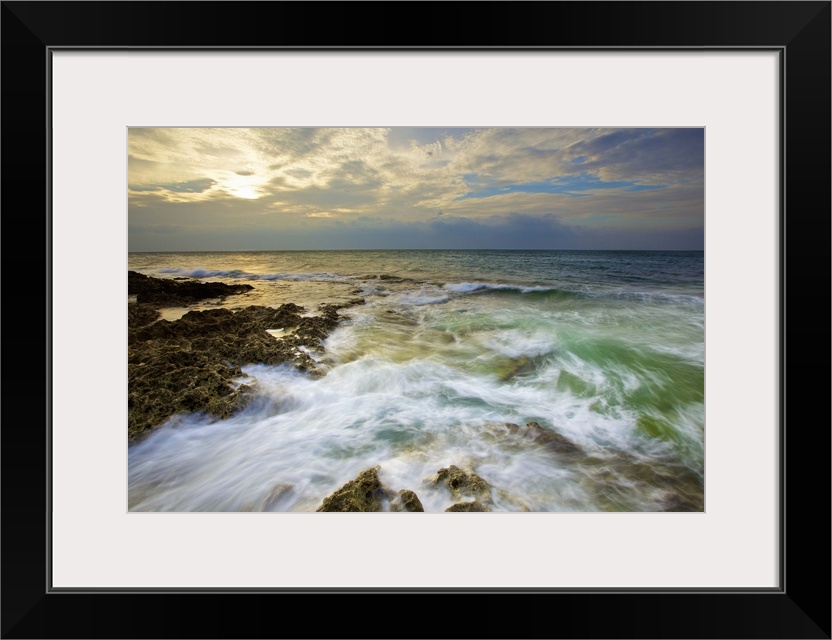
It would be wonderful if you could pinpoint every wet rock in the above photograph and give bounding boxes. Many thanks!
[321,299,365,310]
[238,483,295,511]
[262,484,295,511]
[238,484,295,512]
[496,356,536,381]
[289,307,341,350]
[445,501,490,512]
[128,354,255,440]
[130,305,325,372]
[580,454,704,512]
[491,421,584,456]
[128,303,161,329]
[431,465,492,501]
[131,305,307,345]
[525,421,584,455]
[317,467,392,512]
[127,273,359,441]
[658,493,700,512]
[128,270,253,307]
[391,489,425,512]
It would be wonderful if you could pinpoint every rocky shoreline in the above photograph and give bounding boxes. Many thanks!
[127,271,359,442]
[128,271,703,512]
[315,464,496,513]
[314,446,703,513]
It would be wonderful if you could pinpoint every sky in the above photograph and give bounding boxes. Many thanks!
[128,127,704,251]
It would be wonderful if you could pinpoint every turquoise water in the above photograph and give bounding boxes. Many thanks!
[128,250,704,512]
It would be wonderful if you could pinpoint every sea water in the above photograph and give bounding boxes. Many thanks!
[127,250,704,512]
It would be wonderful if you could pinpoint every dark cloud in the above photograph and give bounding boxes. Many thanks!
[152,178,217,193]
[284,168,312,180]
[235,170,255,176]
[573,225,704,251]
[128,210,702,252]
[144,224,182,235]
[421,214,577,249]
[567,128,704,181]
[276,177,383,208]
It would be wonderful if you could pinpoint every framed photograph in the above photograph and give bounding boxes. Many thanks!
[3,2,829,638]
[123,124,708,517]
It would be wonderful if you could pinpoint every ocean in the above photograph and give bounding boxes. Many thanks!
[127,250,705,512]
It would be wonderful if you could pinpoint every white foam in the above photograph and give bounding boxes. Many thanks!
[479,328,558,359]
[443,282,555,294]
[357,284,389,297]
[390,289,450,306]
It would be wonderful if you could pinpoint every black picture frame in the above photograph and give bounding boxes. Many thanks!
[2,2,829,638]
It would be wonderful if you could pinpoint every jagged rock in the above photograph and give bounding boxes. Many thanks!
[316,467,392,512]
[491,421,584,456]
[658,493,700,512]
[445,501,490,512]
[128,355,255,440]
[289,306,341,350]
[391,489,424,512]
[128,303,161,328]
[127,273,359,441]
[131,305,306,345]
[320,299,365,310]
[526,421,584,454]
[431,465,492,501]
[129,305,321,371]
[128,270,253,307]
[580,454,704,512]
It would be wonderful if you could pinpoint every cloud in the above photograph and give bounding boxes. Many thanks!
[128,211,702,252]
[128,127,703,250]
[162,178,217,193]
[143,224,182,234]
[130,178,216,194]
[565,128,704,184]
[458,174,670,200]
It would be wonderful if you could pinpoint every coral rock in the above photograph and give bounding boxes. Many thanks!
[391,489,425,512]
[445,501,490,512]
[431,465,492,500]
[317,467,391,512]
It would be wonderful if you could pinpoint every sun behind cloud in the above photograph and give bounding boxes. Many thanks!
[128,127,704,251]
